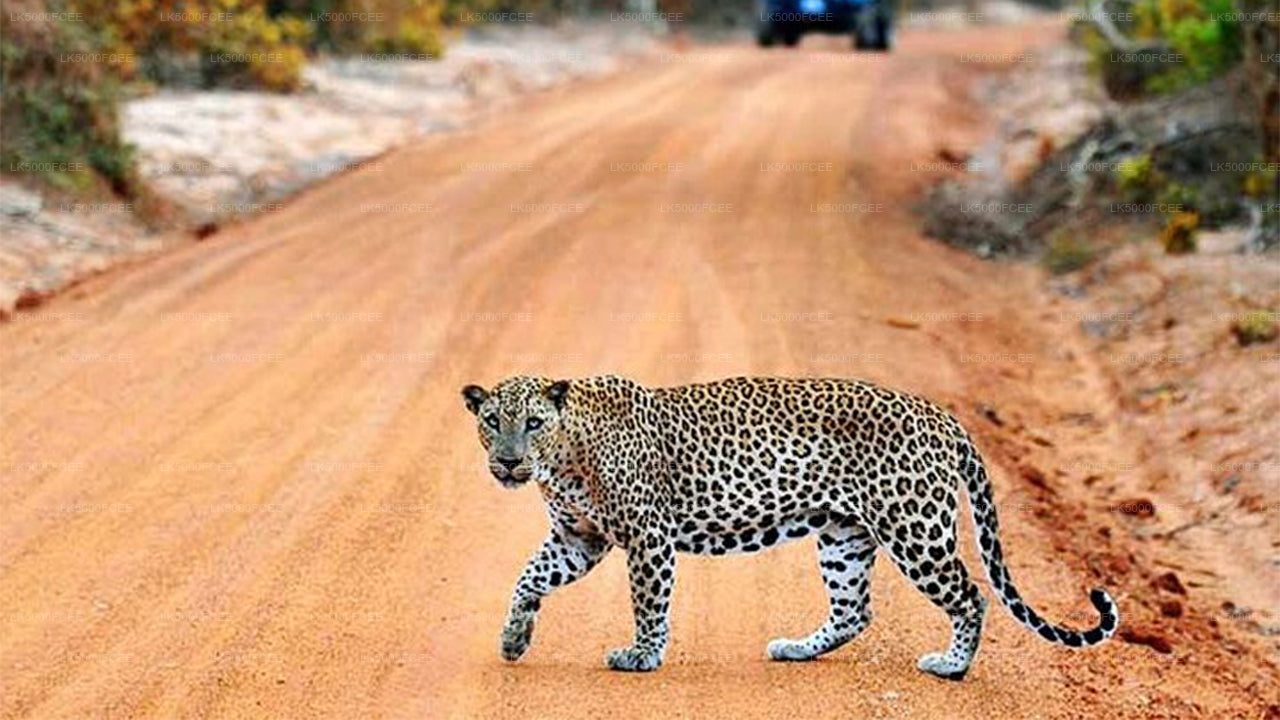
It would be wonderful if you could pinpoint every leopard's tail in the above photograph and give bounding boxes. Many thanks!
[958,439,1119,647]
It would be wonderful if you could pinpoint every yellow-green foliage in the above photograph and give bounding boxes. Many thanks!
[61,0,466,89]
[1231,310,1279,346]
[1160,211,1198,254]
[1132,0,1164,38]
[1243,165,1277,198]
[1156,182,1198,214]
[69,0,311,91]
[199,4,311,91]
[357,2,446,59]
[1115,155,1164,202]
[308,0,449,58]
[1157,0,1201,24]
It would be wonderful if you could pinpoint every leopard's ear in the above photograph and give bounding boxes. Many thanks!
[545,380,570,410]
[461,385,489,415]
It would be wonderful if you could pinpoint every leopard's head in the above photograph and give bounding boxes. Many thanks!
[461,377,570,488]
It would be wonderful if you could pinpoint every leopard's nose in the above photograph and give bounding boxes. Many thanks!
[496,456,521,471]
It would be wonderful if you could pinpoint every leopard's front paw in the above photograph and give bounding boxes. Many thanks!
[500,614,535,662]
[605,645,663,672]
[767,637,819,661]
[917,652,969,681]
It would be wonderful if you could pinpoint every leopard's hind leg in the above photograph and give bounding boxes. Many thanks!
[909,557,987,680]
[875,515,987,680]
[767,516,878,661]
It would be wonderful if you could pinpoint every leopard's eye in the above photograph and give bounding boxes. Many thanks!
[484,413,499,430]
[525,416,543,432]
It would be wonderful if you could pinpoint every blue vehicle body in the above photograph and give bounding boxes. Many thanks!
[756,0,892,50]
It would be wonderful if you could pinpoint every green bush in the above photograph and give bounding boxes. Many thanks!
[1081,0,1245,97]
[1144,0,1242,93]
[1115,155,1164,202]
[0,11,138,195]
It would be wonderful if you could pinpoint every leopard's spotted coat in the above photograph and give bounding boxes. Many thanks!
[462,375,1119,679]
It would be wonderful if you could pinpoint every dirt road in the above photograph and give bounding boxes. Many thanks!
[2,23,1276,720]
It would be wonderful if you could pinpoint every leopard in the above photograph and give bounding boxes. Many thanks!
[461,375,1119,680]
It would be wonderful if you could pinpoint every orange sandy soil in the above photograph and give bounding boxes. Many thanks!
[1047,225,1280,651]
[2,21,1277,720]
